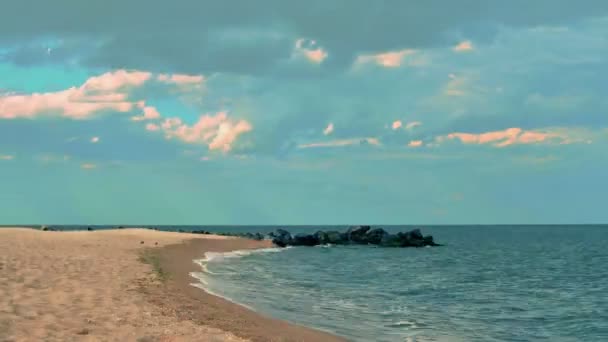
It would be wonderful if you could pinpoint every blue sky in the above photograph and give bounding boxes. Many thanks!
[1,1,607,224]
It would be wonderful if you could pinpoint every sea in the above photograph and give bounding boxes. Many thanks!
[8,225,608,341]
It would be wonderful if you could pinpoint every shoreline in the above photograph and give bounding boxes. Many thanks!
[153,237,347,342]
[0,227,345,342]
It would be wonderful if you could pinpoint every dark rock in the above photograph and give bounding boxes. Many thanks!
[366,228,389,244]
[272,229,293,247]
[325,231,344,244]
[346,226,372,243]
[140,241,144,244]
[314,231,329,244]
[292,233,319,246]
[254,233,264,240]
[268,227,440,248]
[380,234,403,247]
[87,227,93,231]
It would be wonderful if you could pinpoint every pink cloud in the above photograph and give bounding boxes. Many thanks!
[392,120,403,130]
[323,123,334,135]
[152,112,252,152]
[0,154,14,160]
[408,140,423,147]
[0,69,153,120]
[90,136,100,143]
[131,106,161,121]
[356,49,420,68]
[453,40,474,52]
[145,123,160,131]
[444,127,573,147]
[294,39,328,64]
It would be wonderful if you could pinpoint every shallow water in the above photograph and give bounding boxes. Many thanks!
[192,226,608,342]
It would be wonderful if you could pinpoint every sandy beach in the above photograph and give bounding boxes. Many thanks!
[0,228,345,342]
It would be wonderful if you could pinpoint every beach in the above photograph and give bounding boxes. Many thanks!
[0,228,345,342]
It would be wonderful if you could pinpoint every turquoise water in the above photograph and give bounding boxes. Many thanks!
[192,226,608,342]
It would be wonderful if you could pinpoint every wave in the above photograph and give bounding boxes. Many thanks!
[189,246,293,310]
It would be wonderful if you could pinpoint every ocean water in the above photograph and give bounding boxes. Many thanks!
[190,226,608,342]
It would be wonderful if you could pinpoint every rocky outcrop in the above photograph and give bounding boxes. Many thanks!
[270,226,441,248]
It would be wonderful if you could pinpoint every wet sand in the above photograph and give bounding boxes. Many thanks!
[0,228,345,342]
[154,238,346,342]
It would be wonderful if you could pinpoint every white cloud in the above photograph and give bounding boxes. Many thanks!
[323,122,334,135]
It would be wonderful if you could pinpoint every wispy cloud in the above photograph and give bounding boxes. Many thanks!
[0,154,14,160]
[391,120,403,130]
[298,137,381,149]
[453,40,474,52]
[157,73,204,85]
[439,127,587,147]
[90,136,100,143]
[355,49,427,68]
[408,140,423,147]
[80,163,97,169]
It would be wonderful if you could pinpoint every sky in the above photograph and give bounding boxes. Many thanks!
[0,1,607,225]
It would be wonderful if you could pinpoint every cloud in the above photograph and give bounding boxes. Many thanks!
[444,74,468,96]
[131,105,161,121]
[0,69,151,119]
[81,163,97,169]
[0,154,14,160]
[439,127,582,147]
[293,39,328,64]
[453,40,474,52]
[153,111,253,152]
[145,123,160,131]
[323,122,334,135]
[408,140,423,147]
[355,49,423,68]
[157,73,204,85]
[391,120,403,130]
[298,137,380,149]
[1,1,607,75]
[90,136,100,143]
[406,121,422,130]
[0,69,207,121]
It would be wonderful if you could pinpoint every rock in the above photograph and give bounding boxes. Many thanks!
[140,241,144,244]
[87,227,93,231]
[366,228,389,244]
[346,226,372,243]
[325,231,344,244]
[254,233,264,240]
[380,234,403,247]
[292,233,319,246]
[268,227,440,248]
[272,229,293,247]
[314,231,329,244]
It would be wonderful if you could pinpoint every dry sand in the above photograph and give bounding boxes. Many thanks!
[0,228,345,342]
